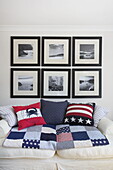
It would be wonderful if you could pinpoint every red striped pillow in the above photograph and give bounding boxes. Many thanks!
[64,103,95,126]
[13,102,46,130]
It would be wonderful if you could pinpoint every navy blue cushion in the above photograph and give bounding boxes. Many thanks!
[41,99,68,125]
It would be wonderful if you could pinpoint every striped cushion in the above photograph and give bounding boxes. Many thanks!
[93,105,108,127]
[13,102,46,130]
[64,103,95,126]
[0,106,17,127]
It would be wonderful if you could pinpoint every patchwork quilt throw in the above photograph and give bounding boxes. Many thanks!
[3,124,109,150]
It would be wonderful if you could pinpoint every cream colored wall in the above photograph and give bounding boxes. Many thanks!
[0,26,113,120]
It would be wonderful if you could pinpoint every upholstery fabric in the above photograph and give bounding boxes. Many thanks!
[0,119,11,138]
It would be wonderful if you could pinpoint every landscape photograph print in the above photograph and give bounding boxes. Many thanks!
[41,69,70,98]
[80,44,94,59]
[48,76,63,91]
[49,44,64,60]
[11,68,40,98]
[18,75,33,91]
[11,36,40,66]
[18,44,33,60]
[42,36,71,66]
[73,36,102,66]
[79,76,94,91]
[72,69,101,98]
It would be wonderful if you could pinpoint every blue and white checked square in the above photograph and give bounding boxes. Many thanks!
[40,141,56,150]
[72,132,90,141]
[24,132,41,140]
[7,132,26,139]
[70,126,86,133]
[27,125,42,132]
[85,126,97,131]
[87,131,106,140]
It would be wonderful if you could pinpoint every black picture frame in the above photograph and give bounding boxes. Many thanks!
[11,68,40,98]
[42,36,71,66]
[11,36,40,66]
[41,69,71,98]
[73,36,102,66]
[72,69,102,98]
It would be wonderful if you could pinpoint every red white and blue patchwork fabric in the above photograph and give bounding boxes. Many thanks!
[64,103,95,126]
[56,125,109,150]
[3,124,109,150]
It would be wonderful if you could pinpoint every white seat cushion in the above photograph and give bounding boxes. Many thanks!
[0,120,11,138]
[0,146,55,159]
[57,135,113,159]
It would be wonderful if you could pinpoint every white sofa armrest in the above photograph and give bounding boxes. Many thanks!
[98,117,113,136]
[0,119,11,138]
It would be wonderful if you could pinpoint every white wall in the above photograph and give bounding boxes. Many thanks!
[0,0,113,26]
[0,26,113,119]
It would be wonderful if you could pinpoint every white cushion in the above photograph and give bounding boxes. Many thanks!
[0,146,55,159]
[98,117,113,136]
[0,119,11,138]
[0,105,17,127]
[57,135,113,159]
[57,117,113,159]
[93,105,108,127]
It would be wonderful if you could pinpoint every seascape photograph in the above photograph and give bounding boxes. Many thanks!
[49,44,64,59]
[79,76,94,91]
[18,44,33,59]
[80,44,94,59]
[18,76,33,91]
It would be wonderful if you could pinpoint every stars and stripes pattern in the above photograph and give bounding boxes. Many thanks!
[64,103,95,126]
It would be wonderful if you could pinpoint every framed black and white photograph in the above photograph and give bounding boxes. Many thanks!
[73,37,102,66]
[11,36,40,66]
[41,69,71,98]
[11,68,40,98]
[42,37,71,66]
[72,69,101,98]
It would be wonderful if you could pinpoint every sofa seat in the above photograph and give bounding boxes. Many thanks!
[57,136,113,159]
[1,117,113,170]
[1,117,113,160]
[0,137,55,159]
[57,118,113,159]
[1,155,113,170]
[1,135,113,160]
[0,146,55,159]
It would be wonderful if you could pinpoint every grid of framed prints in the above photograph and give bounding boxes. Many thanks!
[10,36,102,98]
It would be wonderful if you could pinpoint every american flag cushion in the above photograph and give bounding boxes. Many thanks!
[63,103,95,126]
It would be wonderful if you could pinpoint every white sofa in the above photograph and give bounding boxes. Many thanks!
[0,117,113,170]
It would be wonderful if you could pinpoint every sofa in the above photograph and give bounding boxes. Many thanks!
[0,100,113,170]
